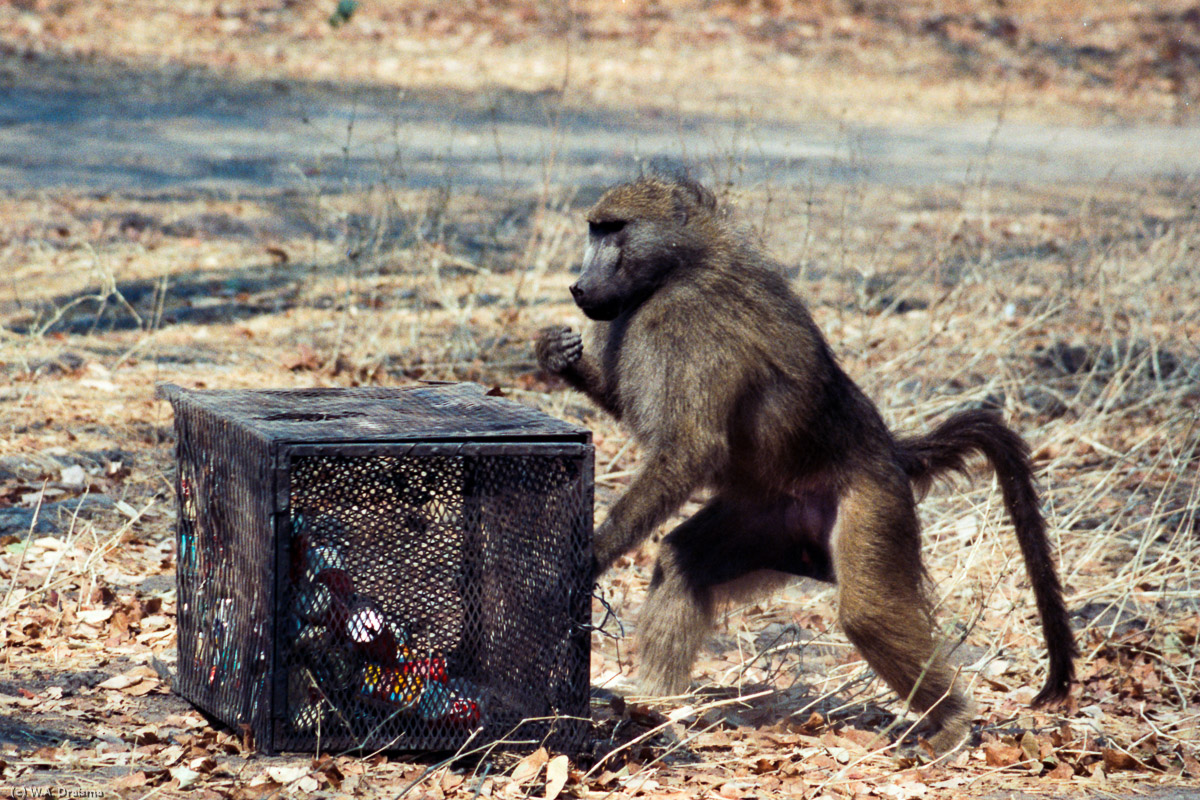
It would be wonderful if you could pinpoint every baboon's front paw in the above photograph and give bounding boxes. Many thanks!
[536,326,583,374]
[591,522,621,577]
[925,717,972,756]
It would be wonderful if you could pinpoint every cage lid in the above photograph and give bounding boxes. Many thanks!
[156,382,590,444]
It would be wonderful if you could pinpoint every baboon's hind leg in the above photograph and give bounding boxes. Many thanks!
[834,476,973,752]
[638,494,835,695]
[637,501,737,695]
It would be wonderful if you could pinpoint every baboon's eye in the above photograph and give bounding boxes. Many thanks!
[589,220,627,237]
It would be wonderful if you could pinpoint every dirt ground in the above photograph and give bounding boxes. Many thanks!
[1,1,1198,798]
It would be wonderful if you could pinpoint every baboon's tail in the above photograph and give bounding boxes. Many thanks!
[896,409,1077,706]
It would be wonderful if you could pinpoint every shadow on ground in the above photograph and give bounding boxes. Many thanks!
[3,52,1199,198]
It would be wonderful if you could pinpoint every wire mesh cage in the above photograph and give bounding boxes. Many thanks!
[157,382,594,754]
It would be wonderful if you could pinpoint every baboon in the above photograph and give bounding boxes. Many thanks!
[536,173,1076,751]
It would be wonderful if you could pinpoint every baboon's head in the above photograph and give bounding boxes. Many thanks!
[571,175,719,320]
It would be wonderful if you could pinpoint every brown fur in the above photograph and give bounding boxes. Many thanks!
[536,173,1077,751]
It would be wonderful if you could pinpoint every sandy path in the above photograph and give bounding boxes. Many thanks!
[1,80,1197,194]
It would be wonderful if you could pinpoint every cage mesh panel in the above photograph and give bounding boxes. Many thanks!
[277,451,590,751]
[172,393,275,739]
[162,383,591,753]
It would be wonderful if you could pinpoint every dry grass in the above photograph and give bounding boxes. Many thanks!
[4,0,1199,126]
[1,2,1199,797]
[2,165,1196,796]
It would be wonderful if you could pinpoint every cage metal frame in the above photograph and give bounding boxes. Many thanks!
[159,382,594,754]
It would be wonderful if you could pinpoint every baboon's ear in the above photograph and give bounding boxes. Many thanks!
[685,178,718,210]
[671,179,717,225]
[672,188,691,225]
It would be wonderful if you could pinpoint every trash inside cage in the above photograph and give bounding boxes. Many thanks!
[158,383,594,753]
